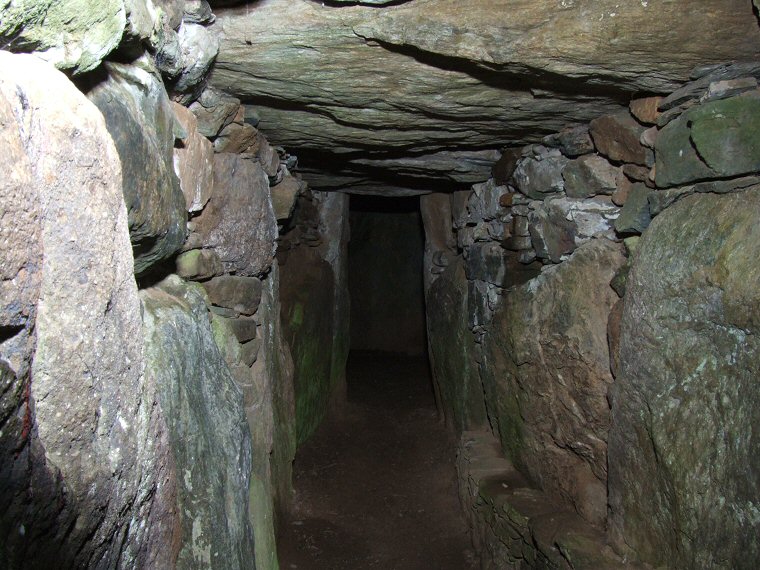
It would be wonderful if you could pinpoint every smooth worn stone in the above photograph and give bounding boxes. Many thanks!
[512,152,569,199]
[621,163,650,182]
[608,189,760,569]
[142,276,256,570]
[202,275,263,316]
[188,86,241,137]
[175,249,224,280]
[481,240,626,526]
[172,102,214,212]
[192,153,277,277]
[589,112,651,166]
[544,124,595,158]
[563,154,619,198]
[639,126,658,149]
[688,92,760,178]
[87,59,187,275]
[629,96,662,125]
[271,175,302,221]
[0,0,125,74]
[0,51,164,568]
[227,315,259,343]
[614,184,652,235]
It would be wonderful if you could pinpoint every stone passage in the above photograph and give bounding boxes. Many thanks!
[277,351,478,570]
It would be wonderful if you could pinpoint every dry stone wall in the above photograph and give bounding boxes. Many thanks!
[429,63,760,569]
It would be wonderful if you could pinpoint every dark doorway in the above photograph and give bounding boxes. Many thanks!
[347,195,427,355]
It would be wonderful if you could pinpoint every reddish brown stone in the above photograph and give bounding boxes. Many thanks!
[629,96,663,125]
[492,147,522,185]
[590,112,651,166]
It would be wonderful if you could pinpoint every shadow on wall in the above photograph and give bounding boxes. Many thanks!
[348,195,427,355]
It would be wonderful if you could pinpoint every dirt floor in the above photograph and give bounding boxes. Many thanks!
[277,351,479,570]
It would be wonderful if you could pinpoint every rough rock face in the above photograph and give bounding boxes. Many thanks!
[0,0,126,73]
[191,153,277,277]
[0,51,171,568]
[278,191,350,445]
[481,239,625,526]
[608,189,760,569]
[142,277,256,570]
[86,59,187,275]
[210,0,760,193]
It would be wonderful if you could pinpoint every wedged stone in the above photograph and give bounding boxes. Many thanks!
[172,23,220,102]
[608,189,760,569]
[151,20,183,79]
[87,59,187,275]
[628,96,662,125]
[659,62,760,114]
[141,276,256,569]
[175,248,223,280]
[227,316,259,343]
[184,0,215,24]
[614,184,652,235]
[271,175,302,221]
[562,154,619,198]
[468,178,506,222]
[648,175,760,216]
[202,275,263,316]
[530,196,619,262]
[172,102,214,212]
[123,0,158,48]
[492,148,522,185]
[701,76,758,103]
[512,150,568,199]
[213,121,259,153]
[464,242,507,286]
[0,0,126,74]
[543,125,595,158]
[528,207,575,263]
[589,112,651,166]
[192,153,277,277]
[481,240,625,526]
[153,0,185,29]
[241,338,261,366]
[189,86,241,137]
[258,136,281,178]
[0,52,167,568]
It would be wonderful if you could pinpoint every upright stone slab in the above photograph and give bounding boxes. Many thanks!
[608,189,760,569]
[482,239,625,525]
[142,276,256,570]
[87,59,187,275]
[0,52,173,568]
